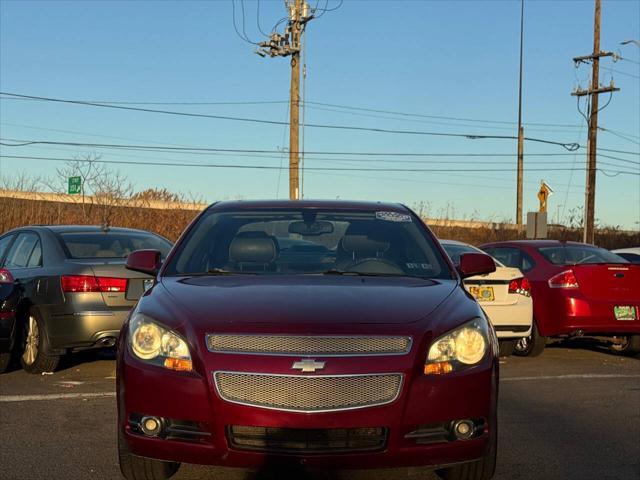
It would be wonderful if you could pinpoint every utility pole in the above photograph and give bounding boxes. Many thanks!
[289,0,302,200]
[571,0,619,244]
[256,1,310,200]
[516,0,525,227]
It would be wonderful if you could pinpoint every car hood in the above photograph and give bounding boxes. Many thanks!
[157,275,458,328]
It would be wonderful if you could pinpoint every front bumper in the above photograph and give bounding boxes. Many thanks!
[118,349,497,470]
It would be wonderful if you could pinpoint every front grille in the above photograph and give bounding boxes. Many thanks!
[206,334,412,356]
[228,425,387,453]
[214,372,403,413]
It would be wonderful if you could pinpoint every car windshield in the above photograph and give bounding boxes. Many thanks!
[538,245,629,265]
[442,243,503,267]
[164,208,452,279]
[60,231,172,259]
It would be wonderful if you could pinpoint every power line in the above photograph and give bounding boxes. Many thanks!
[231,0,259,45]
[256,0,270,37]
[1,154,637,175]
[0,92,581,150]
[8,141,589,192]
[606,68,640,79]
[0,96,288,106]
[617,56,640,66]
[2,137,638,166]
[303,101,584,129]
[3,94,636,139]
[599,127,640,146]
[0,137,587,158]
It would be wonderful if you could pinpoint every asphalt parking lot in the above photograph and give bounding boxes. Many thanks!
[1,343,639,480]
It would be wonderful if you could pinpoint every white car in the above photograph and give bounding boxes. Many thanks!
[612,247,640,264]
[441,239,533,356]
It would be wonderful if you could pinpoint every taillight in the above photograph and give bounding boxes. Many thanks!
[61,275,127,293]
[0,268,14,284]
[548,270,579,289]
[508,277,531,296]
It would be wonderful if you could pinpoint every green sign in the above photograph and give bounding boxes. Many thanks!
[68,176,82,195]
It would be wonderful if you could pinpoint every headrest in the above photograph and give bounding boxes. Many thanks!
[341,223,390,255]
[229,231,278,264]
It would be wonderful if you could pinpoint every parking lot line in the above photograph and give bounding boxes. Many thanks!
[502,373,640,382]
[0,392,116,402]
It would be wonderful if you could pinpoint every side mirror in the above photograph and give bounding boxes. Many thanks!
[458,253,496,279]
[126,249,161,276]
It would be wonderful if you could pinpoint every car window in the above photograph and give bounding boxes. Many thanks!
[165,208,452,279]
[27,240,43,267]
[441,243,504,267]
[615,252,640,264]
[4,232,40,268]
[538,245,628,265]
[482,246,534,272]
[59,232,172,259]
[0,235,15,263]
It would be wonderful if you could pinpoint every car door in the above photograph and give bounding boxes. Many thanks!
[3,231,44,303]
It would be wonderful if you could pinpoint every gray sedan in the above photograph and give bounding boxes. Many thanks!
[0,225,172,373]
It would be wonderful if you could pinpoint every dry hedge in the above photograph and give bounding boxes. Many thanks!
[1,197,638,249]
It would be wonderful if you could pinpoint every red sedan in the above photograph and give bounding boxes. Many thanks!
[117,200,498,480]
[481,240,640,356]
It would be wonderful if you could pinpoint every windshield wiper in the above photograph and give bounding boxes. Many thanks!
[320,269,424,278]
[208,268,258,275]
[181,268,254,276]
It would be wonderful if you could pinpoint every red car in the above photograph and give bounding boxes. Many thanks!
[481,240,640,356]
[117,201,499,480]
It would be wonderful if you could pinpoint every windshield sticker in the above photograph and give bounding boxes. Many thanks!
[406,263,433,270]
[376,211,412,223]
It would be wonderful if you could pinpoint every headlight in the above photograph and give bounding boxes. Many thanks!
[129,313,192,372]
[425,318,489,375]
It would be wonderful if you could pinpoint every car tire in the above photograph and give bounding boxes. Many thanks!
[20,310,60,374]
[513,322,546,357]
[436,428,497,480]
[118,431,180,480]
[609,335,640,356]
[0,351,11,373]
[498,340,515,357]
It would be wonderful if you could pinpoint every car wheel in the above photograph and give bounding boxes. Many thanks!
[118,431,180,480]
[436,428,497,480]
[498,340,515,357]
[0,351,11,373]
[609,335,640,356]
[513,322,546,357]
[20,311,60,374]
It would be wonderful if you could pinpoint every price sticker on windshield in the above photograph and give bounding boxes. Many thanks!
[376,211,412,222]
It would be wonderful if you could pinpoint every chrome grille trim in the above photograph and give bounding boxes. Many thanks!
[205,334,412,356]
[213,371,404,413]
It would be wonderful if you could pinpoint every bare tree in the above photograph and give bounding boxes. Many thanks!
[93,170,134,226]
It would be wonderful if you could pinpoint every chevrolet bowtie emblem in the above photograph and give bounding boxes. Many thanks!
[292,358,326,373]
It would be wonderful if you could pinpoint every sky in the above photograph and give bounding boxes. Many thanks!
[1,0,639,229]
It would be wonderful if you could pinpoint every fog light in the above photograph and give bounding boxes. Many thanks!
[452,419,474,440]
[140,416,163,436]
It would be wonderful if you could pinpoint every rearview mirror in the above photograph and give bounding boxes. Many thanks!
[288,221,334,236]
[457,253,496,279]
[126,249,162,276]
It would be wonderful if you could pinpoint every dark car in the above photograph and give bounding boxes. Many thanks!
[117,200,498,480]
[0,267,20,373]
[481,240,640,356]
[0,225,172,373]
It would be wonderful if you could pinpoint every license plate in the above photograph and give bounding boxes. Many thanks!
[469,286,495,302]
[614,306,638,321]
